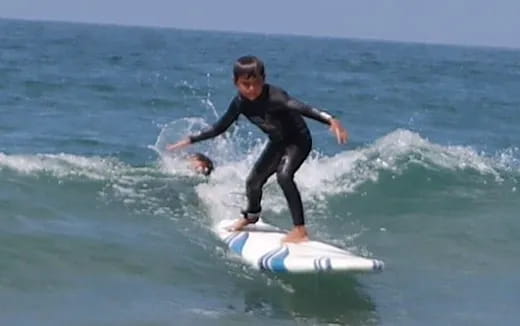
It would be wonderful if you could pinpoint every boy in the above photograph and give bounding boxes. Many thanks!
[188,152,214,176]
[168,56,348,243]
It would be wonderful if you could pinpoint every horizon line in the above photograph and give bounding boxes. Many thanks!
[1,15,519,52]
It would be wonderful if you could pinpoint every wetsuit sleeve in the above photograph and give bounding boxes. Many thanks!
[283,93,334,125]
[189,98,240,143]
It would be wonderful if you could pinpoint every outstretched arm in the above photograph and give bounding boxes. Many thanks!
[284,95,348,144]
[286,97,335,125]
[167,99,241,151]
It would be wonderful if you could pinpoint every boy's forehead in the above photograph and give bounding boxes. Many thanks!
[236,75,263,83]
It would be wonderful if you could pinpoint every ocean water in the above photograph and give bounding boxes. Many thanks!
[1,18,519,325]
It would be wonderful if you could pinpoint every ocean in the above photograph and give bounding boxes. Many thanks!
[1,18,519,325]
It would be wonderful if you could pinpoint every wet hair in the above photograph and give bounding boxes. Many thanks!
[190,153,214,176]
[233,55,265,82]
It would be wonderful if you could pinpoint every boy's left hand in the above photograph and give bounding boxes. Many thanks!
[330,119,348,144]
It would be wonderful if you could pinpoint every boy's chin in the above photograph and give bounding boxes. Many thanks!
[243,94,260,101]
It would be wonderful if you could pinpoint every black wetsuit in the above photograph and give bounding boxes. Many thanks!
[189,84,334,226]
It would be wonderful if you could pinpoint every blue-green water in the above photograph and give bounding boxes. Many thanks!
[1,18,519,325]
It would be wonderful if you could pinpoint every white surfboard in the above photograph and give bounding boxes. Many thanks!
[215,219,384,273]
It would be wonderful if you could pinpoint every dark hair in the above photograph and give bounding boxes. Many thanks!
[233,55,265,82]
[191,153,214,176]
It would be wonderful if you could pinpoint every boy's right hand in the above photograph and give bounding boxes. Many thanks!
[167,138,191,151]
[329,119,348,144]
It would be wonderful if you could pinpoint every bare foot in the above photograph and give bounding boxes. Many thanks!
[282,225,309,243]
[228,218,255,232]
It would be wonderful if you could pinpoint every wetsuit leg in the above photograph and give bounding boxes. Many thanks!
[244,141,284,216]
[276,140,312,226]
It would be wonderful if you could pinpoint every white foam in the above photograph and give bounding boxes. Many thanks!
[190,128,515,229]
[152,117,210,154]
[185,308,223,318]
[0,151,179,217]
[0,152,121,180]
[494,146,520,172]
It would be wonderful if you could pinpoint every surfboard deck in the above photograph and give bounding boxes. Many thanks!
[215,219,384,273]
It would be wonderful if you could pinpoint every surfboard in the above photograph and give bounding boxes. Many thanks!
[215,219,384,273]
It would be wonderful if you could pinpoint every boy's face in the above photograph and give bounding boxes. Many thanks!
[235,75,264,101]
[189,157,211,175]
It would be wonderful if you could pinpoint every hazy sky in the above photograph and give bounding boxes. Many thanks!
[1,0,519,48]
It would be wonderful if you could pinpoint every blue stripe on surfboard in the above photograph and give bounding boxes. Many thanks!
[372,259,385,271]
[258,246,289,272]
[258,247,282,271]
[267,247,289,272]
[228,232,249,255]
[224,232,240,245]
[313,256,332,272]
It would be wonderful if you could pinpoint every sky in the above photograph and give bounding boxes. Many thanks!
[1,0,519,48]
